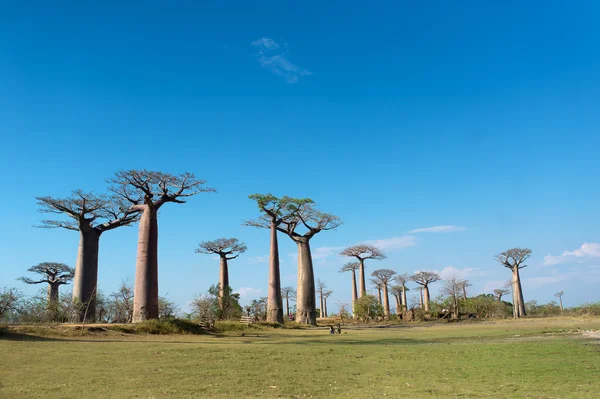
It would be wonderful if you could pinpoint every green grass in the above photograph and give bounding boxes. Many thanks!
[1,317,599,398]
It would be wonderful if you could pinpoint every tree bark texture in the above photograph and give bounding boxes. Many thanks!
[72,229,101,322]
[402,288,407,313]
[351,269,358,317]
[219,255,229,310]
[511,268,526,318]
[324,298,328,317]
[382,284,390,319]
[394,294,401,315]
[377,288,382,305]
[319,294,324,318]
[296,240,317,325]
[423,285,431,312]
[133,207,159,322]
[359,259,366,297]
[266,221,284,323]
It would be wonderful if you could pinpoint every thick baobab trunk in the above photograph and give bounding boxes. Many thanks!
[351,269,358,317]
[285,295,290,318]
[394,294,401,315]
[515,268,526,317]
[324,298,328,317]
[511,268,526,318]
[267,221,284,323]
[402,288,407,313]
[133,207,159,322]
[296,240,316,325]
[377,287,382,305]
[462,286,467,300]
[219,255,229,309]
[319,294,324,318]
[382,284,390,319]
[423,285,431,312]
[47,283,60,321]
[72,229,101,322]
[359,259,366,297]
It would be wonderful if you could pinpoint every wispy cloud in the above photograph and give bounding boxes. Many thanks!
[246,255,269,265]
[251,37,312,84]
[436,265,484,280]
[543,242,600,266]
[237,287,264,299]
[364,236,416,251]
[408,225,466,234]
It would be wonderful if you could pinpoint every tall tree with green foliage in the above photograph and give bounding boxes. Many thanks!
[36,191,139,321]
[245,194,295,324]
[109,170,214,322]
[196,238,247,309]
[340,245,386,297]
[276,199,342,325]
[495,248,531,318]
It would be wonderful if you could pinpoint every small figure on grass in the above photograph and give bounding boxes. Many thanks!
[336,323,341,334]
[329,325,335,334]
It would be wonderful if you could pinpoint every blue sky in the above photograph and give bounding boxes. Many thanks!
[1,1,599,312]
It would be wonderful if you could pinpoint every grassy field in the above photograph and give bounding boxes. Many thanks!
[1,318,599,398]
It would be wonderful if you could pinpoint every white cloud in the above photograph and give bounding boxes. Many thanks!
[437,266,484,280]
[543,242,600,266]
[236,287,264,299]
[251,37,312,84]
[408,225,466,234]
[364,236,416,251]
[246,255,269,265]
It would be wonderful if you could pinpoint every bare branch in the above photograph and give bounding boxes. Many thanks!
[339,262,360,273]
[411,271,441,287]
[340,244,386,261]
[371,269,397,284]
[494,248,532,270]
[196,238,247,258]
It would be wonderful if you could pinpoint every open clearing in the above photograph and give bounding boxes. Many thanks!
[2,318,600,398]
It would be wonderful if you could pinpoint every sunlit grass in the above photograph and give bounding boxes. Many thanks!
[2,317,599,398]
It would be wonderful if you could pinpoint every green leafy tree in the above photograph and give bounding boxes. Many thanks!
[353,294,384,322]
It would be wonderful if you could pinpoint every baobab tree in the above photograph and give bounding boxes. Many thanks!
[417,287,424,309]
[493,287,511,302]
[36,191,138,321]
[18,262,74,317]
[442,275,463,319]
[340,245,386,297]
[245,194,295,324]
[276,200,342,325]
[109,170,214,322]
[339,262,359,316]
[554,291,564,313]
[390,285,403,315]
[316,279,328,318]
[323,290,333,317]
[371,269,396,319]
[393,273,410,313]
[196,238,247,309]
[370,278,383,304]
[458,280,472,300]
[411,271,440,312]
[495,248,531,318]
[281,286,296,319]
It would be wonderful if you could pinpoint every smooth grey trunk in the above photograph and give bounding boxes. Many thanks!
[133,207,159,322]
[419,288,424,309]
[324,298,328,317]
[47,283,59,308]
[423,285,431,312]
[72,229,101,322]
[511,268,526,318]
[285,295,290,318]
[219,255,229,310]
[394,294,401,315]
[351,269,358,317]
[319,294,324,318]
[267,221,284,323]
[558,296,563,313]
[359,259,366,297]
[462,286,467,300]
[382,284,390,319]
[401,287,407,313]
[296,240,317,325]
[377,287,382,304]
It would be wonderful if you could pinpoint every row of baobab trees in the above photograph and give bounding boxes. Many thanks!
[335,246,534,319]
[36,170,344,325]
[35,169,534,326]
